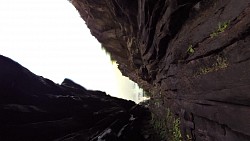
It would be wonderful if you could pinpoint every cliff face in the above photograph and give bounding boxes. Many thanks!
[71,0,250,140]
[0,55,150,141]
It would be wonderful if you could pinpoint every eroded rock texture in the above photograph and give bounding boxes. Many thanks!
[0,55,150,141]
[72,0,250,140]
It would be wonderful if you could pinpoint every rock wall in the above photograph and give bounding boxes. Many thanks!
[71,0,250,140]
[0,55,150,141]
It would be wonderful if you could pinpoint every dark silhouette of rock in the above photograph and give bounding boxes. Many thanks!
[71,0,250,140]
[0,55,150,141]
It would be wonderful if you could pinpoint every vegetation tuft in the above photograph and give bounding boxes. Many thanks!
[198,56,228,75]
[187,45,195,54]
[150,108,182,141]
[210,21,230,38]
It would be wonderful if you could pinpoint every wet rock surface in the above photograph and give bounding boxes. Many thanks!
[71,0,250,140]
[0,55,150,141]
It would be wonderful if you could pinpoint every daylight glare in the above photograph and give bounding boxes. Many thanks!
[0,0,144,102]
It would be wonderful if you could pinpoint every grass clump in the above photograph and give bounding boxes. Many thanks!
[151,108,182,141]
[187,45,195,54]
[172,118,182,141]
[198,56,228,75]
[210,21,230,38]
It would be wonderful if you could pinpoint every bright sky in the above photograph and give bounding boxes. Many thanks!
[0,0,144,102]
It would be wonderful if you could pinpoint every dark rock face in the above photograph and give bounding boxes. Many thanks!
[71,0,250,140]
[0,55,150,141]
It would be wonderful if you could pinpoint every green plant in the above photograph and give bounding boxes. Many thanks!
[172,118,182,141]
[218,21,230,32]
[151,113,167,139]
[210,21,230,38]
[198,56,228,75]
[150,108,182,141]
[187,45,195,54]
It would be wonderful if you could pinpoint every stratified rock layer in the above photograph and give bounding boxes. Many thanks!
[71,0,250,140]
[0,55,150,141]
